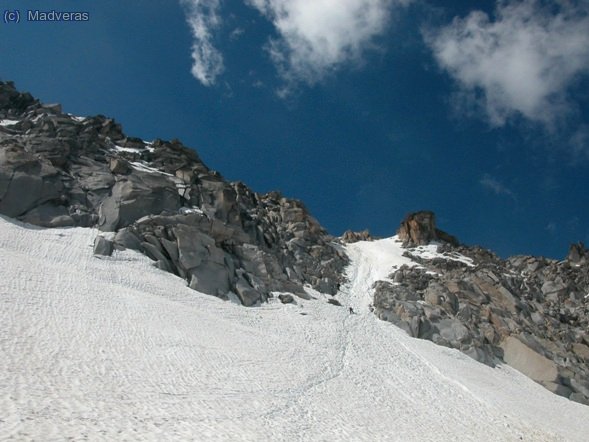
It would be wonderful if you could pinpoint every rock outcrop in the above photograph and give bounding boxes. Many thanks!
[0,81,348,305]
[397,211,458,247]
[568,242,588,265]
[373,215,589,405]
[341,229,373,243]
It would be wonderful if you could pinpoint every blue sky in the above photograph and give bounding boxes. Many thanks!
[1,0,588,259]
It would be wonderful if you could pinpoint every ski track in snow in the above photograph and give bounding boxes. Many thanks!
[1,217,588,441]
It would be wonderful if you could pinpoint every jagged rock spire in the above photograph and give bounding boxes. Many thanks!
[568,242,588,265]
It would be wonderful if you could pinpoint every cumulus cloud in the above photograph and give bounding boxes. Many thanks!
[181,0,224,86]
[425,0,589,126]
[245,0,411,92]
[479,174,516,199]
[180,0,411,92]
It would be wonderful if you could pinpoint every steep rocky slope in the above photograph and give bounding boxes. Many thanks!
[372,211,589,405]
[2,81,588,407]
[0,81,347,305]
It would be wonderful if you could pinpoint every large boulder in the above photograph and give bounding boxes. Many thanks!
[98,172,181,231]
[20,203,74,227]
[501,336,559,383]
[188,256,233,298]
[0,144,63,218]
[0,81,37,113]
[235,273,261,306]
[174,225,214,270]
[94,235,114,256]
[567,242,588,265]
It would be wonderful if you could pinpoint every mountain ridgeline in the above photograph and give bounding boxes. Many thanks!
[374,212,589,405]
[1,81,588,406]
[0,81,347,306]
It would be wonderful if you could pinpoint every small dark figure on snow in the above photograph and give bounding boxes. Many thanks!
[349,307,355,314]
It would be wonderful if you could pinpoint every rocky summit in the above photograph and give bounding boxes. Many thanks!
[0,81,347,306]
[1,81,588,406]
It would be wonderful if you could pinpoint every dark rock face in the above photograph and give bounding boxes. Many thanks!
[373,217,589,405]
[341,229,373,243]
[278,294,294,304]
[0,144,65,220]
[397,211,436,246]
[0,81,36,113]
[0,81,348,305]
[327,298,342,306]
[568,242,588,265]
[397,211,458,247]
[93,236,114,256]
[98,172,182,231]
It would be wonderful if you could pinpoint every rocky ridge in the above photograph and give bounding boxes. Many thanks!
[341,229,373,243]
[0,81,347,305]
[372,211,589,405]
[2,81,588,406]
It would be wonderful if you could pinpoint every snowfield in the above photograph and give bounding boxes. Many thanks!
[1,216,588,441]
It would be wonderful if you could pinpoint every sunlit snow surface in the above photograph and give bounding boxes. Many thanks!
[1,216,588,441]
[408,242,475,267]
[0,119,20,127]
[67,114,86,122]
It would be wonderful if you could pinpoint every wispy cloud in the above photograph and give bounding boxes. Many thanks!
[245,0,411,94]
[567,216,580,232]
[570,124,589,162]
[425,0,589,127]
[479,174,516,199]
[181,0,225,86]
[229,27,245,41]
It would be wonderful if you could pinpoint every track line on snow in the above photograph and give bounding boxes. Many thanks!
[1,219,587,441]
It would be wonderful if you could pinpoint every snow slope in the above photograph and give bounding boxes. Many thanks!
[1,216,588,441]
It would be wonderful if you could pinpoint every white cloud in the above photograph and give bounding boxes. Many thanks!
[180,0,411,92]
[181,0,225,86]
[245,0,411,92]
[426,0,589,126]
[479,174,516,199]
